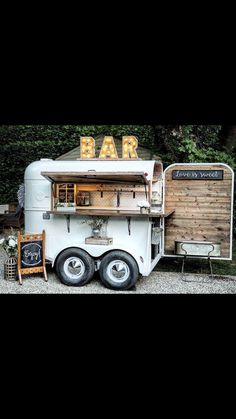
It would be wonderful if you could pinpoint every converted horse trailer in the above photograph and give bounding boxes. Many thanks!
[24,158,234,290]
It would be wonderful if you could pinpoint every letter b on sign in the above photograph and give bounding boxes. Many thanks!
[80,137,95,159]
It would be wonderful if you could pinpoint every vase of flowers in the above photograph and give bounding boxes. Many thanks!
[0,228,18,280]
[80,216,109,238]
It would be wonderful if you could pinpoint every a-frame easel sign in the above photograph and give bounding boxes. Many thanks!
[17,230,48,285]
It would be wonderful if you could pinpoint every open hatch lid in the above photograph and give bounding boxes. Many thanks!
[40,171,149,185]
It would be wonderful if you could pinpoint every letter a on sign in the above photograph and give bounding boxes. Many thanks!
[80,137,95,159]
[99,136,118,159]
[122,136,138,159]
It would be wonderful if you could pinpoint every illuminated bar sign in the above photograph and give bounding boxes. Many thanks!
[80,136,139,159]
[172,170,224,180]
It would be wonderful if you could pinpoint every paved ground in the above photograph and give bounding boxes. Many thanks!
[1,234,236,294]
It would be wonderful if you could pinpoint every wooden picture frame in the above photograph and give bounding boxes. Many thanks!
[17,230,48,285]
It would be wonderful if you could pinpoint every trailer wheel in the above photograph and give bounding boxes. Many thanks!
[99,251,139,290]
[55,248,95,286]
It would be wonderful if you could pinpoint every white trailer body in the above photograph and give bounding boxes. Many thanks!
[24,159,164,288]
[24,159,234,289]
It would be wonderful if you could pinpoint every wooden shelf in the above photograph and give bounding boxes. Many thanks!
[47,209,172,218]
[45,208,175,233]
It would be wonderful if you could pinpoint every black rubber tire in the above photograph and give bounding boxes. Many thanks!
[55,248,95,286]
[99,251,139,290]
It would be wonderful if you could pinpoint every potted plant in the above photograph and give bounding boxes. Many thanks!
[55,202,76,212]
[55,202,67,212]
[66,203,76,212]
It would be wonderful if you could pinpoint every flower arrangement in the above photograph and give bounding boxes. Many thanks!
[0,228,18,258]
[137,200,150,214]
[80,216,109,229]
[137,200,150,209]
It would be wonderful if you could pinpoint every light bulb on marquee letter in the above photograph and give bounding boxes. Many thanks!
[80,137,95,159]
[122,136,138,159]
[99,136,118,159]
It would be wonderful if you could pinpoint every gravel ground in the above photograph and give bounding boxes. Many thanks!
[1,271,236,294]
[1,233,236,294]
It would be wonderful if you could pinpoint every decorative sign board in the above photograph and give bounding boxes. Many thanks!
[17,230,48,285]
[172,170,224,180]
[80,136,139,159]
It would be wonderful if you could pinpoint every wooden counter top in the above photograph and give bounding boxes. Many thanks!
[47,208,175,218]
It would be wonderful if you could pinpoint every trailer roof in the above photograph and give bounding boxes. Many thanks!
[40,171,149,185]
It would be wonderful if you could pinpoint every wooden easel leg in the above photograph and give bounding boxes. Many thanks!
[43,267,48,282]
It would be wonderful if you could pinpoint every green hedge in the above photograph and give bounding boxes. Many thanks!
[0,125,155,203]
[1,124,235,236]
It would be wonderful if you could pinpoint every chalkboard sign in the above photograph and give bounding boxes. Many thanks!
[20,240,43,269]
[172,170,224,180]
[17,230,48,285]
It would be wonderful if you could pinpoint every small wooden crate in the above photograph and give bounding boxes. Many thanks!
[85,237,113,245]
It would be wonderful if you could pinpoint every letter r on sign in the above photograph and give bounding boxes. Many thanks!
[122,136,138,159]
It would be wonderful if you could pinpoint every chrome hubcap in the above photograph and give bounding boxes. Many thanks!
[64,257,85,280]
[107,260,130,284]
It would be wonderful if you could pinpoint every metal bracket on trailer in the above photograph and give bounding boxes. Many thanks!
[126,217,131,236]
[65,215,71,233]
